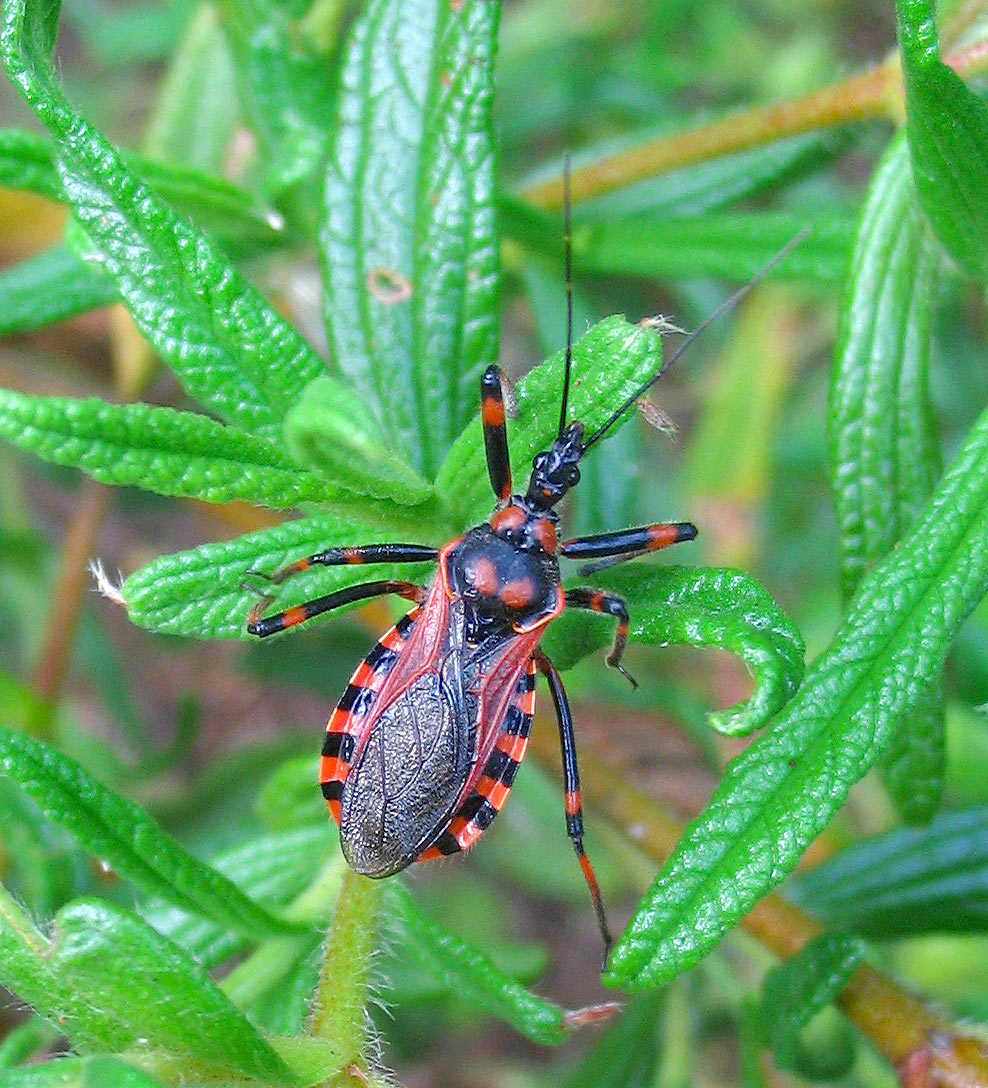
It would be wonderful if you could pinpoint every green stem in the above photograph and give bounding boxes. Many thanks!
[307,869,382,1078]
[0,881,48,957]
[221,859,345,1009]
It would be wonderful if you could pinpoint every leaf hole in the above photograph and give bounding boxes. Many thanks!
[366,267,413,305]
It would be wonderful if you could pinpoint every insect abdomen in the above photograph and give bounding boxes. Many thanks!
[339,666,476,876]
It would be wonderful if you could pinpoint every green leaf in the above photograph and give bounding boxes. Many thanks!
[0,127,282,253]
[386,883,569,1046]
[321,0,500,476]
[542,566,805,737]
[571,210,853,285]
[0,1056,167,1087]
[895,0,988,281]
[561,994,664,1088]
[0,1015,58,1069]
[605,387,988,989]
[254,755,327,831]
[760,935,863,1074]
[0,245,117,335]
[0,776,88,915]
[0,0,325,439]
[0,891,298,1083]
[223,0,335,198]
[788,805,988,936]
[142,825,332,967]
[0,390,346,508]
[284,375,434,505]
[829,133,940,601]
[683,286,799,505]
[143,3,239,176]
[0,125,60,198]
[828,131,944,823]
[0,726,301,938]
[575,129,849,220]
[121,512,439,640]
[436,314,665,530]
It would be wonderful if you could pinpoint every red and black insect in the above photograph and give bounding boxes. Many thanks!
[245,177,801,962]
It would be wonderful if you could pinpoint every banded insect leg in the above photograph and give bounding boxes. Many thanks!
[560,521,696,575]
[535,649,612,967]
[246,580,425,638]
[251,543,438,586]
[564,587,638,688]
[481,365,513,502]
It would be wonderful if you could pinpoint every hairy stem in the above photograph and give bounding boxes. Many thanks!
[308,869,382,1082]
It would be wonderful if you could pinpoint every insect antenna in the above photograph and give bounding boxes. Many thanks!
[580,229,810,454]
[557,154,574,440]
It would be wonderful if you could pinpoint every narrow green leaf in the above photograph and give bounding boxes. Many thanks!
[0,124,59,197]
[436,314,665,530]
[223,0,335,198]
[0,893,298,1083]
[828,131,944,823]
[0,776,87,915]
[542,566,804,737]
[0,726,301,938]
[254,755,327,831]
[121,512,439,640]
[0,0,325,439]
[788,805,988,936]
[878,694,945,825]
[321,0,500,475]
[0,1056,167,1087]
[0,245,118,335]
[571,210,853,285]
[829,133,940,600]
[0,390,345,508]
[143,4,239,177]
[606,387,988,989]
[284,375,434,505]
[896,0,988,281]
[739,999,769,1088]
[561,994,664,1088]
[0,1015,58,1069]
[142,825,332,967]
[575,129,849,221]
[0,127,282,252]
[760,935,863,1073]
[387,883,569,1046]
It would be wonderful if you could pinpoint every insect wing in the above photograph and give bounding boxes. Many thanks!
[418,653,537,861]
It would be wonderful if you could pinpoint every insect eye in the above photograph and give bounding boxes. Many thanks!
[567,466,580,486]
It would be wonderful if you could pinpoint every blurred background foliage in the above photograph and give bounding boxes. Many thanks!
[2,0,988,1085]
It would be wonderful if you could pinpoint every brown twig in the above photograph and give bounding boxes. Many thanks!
[30,479,112,736]
[527,724,988,1086]
[519,38,988,210]
[29,305,154,731]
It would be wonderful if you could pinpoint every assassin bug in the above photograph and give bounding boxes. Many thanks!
[245,164,805,962]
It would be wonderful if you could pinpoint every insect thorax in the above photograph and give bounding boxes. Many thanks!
[446,520,560,640]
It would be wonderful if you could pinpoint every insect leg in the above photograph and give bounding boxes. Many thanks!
[481,365,513,502]
[250,544,438,586]
[246,580,425,638]
[564,588,637,688]
[534,649,612,966]
[560,522,696,575]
